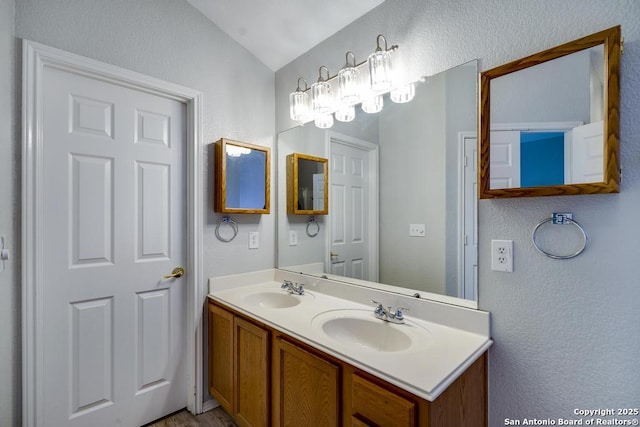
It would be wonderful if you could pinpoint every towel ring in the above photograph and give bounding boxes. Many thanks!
[215,216,239,242]
[531,217,588,259]
[306,217,320,237]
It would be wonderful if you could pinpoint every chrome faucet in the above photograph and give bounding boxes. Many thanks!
[372,300,408,324]
[281,280,304,295]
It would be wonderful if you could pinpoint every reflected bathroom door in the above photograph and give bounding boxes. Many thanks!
[329,136,378,281]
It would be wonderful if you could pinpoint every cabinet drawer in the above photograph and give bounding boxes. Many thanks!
[352,374,416,427]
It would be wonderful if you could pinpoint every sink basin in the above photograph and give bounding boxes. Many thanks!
[244,290,313,309]
[313,310,428,353]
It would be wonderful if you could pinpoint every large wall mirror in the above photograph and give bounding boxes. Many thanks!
[479,26,621,198]
[214,138,270,213]
[277,61,479,307]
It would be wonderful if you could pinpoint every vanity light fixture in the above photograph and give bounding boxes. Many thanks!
[338,51,360,105]
[288,34,411,129]
[368,34,393,92]
[289,77,310,122]
[311,66,332,115]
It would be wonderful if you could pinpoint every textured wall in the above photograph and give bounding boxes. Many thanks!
[5,1,275,425]
[0,0,18,424]
[275,0,640,423]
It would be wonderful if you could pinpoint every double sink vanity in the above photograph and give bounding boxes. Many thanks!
[208,269,492,426]
[207,25,622,427]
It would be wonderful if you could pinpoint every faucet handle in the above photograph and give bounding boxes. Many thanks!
[394,307,409,320]
[371,300,385,316]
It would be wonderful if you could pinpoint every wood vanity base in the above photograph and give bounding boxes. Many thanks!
[208,298,487,427]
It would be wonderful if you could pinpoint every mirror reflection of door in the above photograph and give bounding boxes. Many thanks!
[488,44,607,190]
[329,136,378,281]
[489,121,603,189]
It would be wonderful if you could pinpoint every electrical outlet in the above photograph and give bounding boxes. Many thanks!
[491,239,513,272]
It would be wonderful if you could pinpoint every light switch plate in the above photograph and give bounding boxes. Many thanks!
[249,232,259,249]
[289,230,298,246]
[409,224,426,237]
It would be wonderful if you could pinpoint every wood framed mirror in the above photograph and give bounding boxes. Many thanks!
[214,138,270,214]
[286,153,328,215]
[479,26,621,198]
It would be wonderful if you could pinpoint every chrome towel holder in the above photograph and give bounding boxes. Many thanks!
[532,213,588,259]
[215,216,239,242]
[306,216,320,237]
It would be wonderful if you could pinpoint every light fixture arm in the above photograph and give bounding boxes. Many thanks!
[296,77,309,92]
[344,51,357,68]
[317,65,330,82]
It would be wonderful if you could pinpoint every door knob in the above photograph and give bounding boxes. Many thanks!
[163,267,184,279]
[330,252,339,258]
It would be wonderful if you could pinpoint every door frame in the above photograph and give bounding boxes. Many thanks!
[457,132,478,301]
[326,132,379,282]
[22,40,204,426]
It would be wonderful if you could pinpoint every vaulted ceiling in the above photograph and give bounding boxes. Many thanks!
[185,0,385,71]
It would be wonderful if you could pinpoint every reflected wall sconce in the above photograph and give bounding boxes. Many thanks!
[288,34,414,129]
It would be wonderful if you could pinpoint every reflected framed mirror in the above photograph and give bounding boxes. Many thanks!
[277,61,479,308]
[287,153,328,215]
[479,26,621,198]
[214,138,270,214]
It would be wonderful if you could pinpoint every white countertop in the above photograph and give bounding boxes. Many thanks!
[209,269,492,402]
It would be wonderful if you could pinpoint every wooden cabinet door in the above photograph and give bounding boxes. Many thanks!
[272,337,339,427]
[234,317,269,427]
[208,303,234,414]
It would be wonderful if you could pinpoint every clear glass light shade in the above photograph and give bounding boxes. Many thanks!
[289,90,310,121]
[311,81,332,114]
[362,95,383,114]
[368,50,392,92]
[335,105,355,122]
[338,66,360,105]
[314,113,334,129]
[390,83,415,104]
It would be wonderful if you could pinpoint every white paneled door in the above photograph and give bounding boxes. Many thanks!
[40,64,187,425]
[329,140,371,280]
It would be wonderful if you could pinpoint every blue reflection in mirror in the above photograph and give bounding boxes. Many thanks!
[225,147,266,209]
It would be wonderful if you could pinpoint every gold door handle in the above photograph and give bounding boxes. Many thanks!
[164,267,184,279]
[330,252,339,258]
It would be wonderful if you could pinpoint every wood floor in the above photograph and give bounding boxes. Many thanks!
[144,407,238,427]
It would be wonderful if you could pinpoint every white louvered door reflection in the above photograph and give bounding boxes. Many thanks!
[41,65,187,426]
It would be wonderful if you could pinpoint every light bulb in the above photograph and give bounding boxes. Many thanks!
[390,83,415,103]
[368,50,392,92]
[312,66,333,115]
[289,77,310,121]
[368,35,393,92]
[338,51,360,105]
[335,105,355,122]
[289,90,309,121]
[362,95,383,114]
[314,114,334,129]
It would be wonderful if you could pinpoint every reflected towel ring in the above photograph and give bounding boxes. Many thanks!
[215,216,239,242]
[532,216,588,259]
[306,217,320,237]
